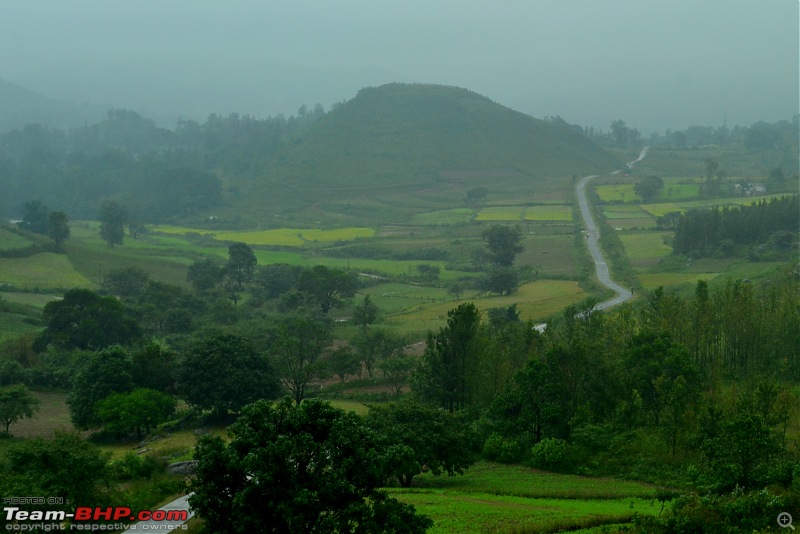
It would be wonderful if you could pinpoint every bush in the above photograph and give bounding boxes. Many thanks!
[109,452,165,481]
[529,438,569,471]
[482,433,523,464]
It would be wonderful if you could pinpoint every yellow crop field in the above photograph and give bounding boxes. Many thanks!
[153,226,375,246]
[475,208,524,221]
[641,202,684,217]
[523,205,573,221]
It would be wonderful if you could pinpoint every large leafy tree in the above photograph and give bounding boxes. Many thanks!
[98,200,127,247]
[189,398,432,534]
[0,431,112,513]
[95,388,176,439]
[269,315,332,404]
[34,289,141,352]
[367,401,475,487]
[226,242,257,289]
[67,346,134,430]
[177,332,280,418]
[0,384,40,435]
[47,210,70,247]
[297,265,357,313]
[18,200,50,234]
[481,225,524,268]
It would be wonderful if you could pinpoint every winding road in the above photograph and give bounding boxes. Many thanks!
[575,147,648,311]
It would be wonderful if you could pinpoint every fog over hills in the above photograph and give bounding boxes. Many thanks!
[1,1,796,133]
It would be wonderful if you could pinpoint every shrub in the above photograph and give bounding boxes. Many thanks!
[529,438,569,471]
[483,433,523,464]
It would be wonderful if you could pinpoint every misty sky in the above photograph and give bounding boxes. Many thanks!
[2,0,798,132]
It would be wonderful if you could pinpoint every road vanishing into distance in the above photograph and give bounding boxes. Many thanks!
[575,147,649,311]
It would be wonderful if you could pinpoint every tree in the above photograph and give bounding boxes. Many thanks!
[297,265,357,313]
[465,186,488,205]
[18,200,50,234]
[351,294,379,333]
[1,431,111,511]
[102,266,150,297]
[633,175,664,202]
[378,354,416,396]
[226,242,257,289]
[367,401,475,487]
[482,225,524,268]
[99,200,127,247]
[354,328,405,379]
[67,346,134,430]
[34,289,141,352]
[187,257,224,292]
[328,345,361,382]
[188,398,432,534]
[177,333,280,419]
[481,266,519,295]
[130,343,176,393]
[47,211,70,247]
[0,384,39,435]
[95,388,176,439]
[413,303,485,412]
[269,316,332,404]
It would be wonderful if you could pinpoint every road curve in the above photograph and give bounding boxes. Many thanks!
[575,147,648,311]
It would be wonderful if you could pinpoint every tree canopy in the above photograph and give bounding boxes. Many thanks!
[189,398,432,534]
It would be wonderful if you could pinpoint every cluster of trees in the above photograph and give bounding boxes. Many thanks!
[672,195,798,258]
[16,200,70,247]
[576,115,799,153]
[0,106,324,221]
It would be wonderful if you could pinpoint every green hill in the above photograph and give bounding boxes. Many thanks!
[222,84,621,226]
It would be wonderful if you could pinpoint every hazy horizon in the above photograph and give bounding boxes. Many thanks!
[2,0,797,133]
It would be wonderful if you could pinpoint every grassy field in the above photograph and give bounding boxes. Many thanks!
[0,253,94,290]
[476,205,573,222]
[390,462,661,533]
[618,232,672,269]
[0,228,36,251]
[413,209,476,226]
[154,226,376,246]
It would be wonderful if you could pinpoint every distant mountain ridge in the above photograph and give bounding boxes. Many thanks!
[0,77,106,132]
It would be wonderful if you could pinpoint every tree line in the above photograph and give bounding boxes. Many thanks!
[0,106,325,221]
[671,195,798,258]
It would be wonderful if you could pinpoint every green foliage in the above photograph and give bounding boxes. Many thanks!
[633,175,664,201]
[47,210,70,247]
[67,346,134,430]
[225,241,257,289]
[482,225,524,267]
[367,401,476,487]
[99,200,127,247]
[268,315,332,404]
[632,488,800,534]
[177,332,280,418]
[95,388,177,439]
[0,431,112,510]
[187,257,224,292]
[102,265,150,297]
[482,433,523,464]
[297,265,357,313]
[0,383,39,435]
[188,398,432,533]
[109,451,166,481]
[35,288,141,351]
[529,438,570,471]
[413,303,485,412]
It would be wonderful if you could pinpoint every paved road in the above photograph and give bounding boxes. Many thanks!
[575,147,648,311]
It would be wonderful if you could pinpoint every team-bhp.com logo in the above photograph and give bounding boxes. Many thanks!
[4,506,189,530]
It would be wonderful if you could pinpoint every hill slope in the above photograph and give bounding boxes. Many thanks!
[0,77,105,132]
[230,84,620,225]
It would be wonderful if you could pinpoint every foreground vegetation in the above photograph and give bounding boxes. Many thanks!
[0,93,798,532]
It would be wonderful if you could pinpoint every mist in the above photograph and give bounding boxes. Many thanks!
[1,0,797,132]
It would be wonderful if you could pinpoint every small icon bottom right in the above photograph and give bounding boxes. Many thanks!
[778,512,794,530]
